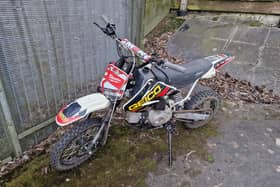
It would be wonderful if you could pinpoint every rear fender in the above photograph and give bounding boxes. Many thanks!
[56,93,111,127]
[211,54,235,70]
[202,54,235,79]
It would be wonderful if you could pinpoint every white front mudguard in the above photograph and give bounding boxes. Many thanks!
[56,93,111,126]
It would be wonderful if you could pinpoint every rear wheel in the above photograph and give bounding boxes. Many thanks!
[50,118,103,171]
[183,88,220,128]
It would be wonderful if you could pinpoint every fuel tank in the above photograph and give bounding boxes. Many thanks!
[123,68,177,112]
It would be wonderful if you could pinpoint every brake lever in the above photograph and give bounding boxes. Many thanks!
[93,22,107,33]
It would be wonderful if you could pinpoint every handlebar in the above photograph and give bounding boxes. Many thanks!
[93,22,117,38]
[94,18,185,73]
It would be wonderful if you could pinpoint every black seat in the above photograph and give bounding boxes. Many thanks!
[152,58,213,88]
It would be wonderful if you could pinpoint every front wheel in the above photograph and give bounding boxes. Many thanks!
[183,88,220,128]
[50,118,103,171]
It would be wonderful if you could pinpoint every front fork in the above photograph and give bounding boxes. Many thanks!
[100,108,114,146]
[84,107,114,155]
[86,98,118,154]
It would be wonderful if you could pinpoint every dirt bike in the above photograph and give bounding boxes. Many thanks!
[50,18,235,171]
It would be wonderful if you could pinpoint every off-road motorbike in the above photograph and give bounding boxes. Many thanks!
[50,18,235,171]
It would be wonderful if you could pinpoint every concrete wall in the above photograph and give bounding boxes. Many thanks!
[143,0,172,35]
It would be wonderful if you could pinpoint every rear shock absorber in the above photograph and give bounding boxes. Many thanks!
[173,92,184,109]
[174,92,183,103]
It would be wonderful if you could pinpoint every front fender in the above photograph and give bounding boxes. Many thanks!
[56,93,110,126]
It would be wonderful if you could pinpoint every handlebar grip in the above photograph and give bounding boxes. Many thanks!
[164,60,186,73]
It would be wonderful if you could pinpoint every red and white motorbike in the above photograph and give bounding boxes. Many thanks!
[50,19,235,171]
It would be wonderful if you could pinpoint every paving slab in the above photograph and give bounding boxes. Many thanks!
[168,14,280,94]
[193,119,280,187]
[146,101,280,187]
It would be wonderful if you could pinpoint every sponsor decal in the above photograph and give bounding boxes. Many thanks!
[128,85,162,111]
[121,39,151,62]
[100,64,129,98]
[56,109,82,126]
[109,74,122,83]
[215,56,235,69]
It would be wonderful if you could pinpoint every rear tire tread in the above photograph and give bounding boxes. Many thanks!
[184,88,220,128]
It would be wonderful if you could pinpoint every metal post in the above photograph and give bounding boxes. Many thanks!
[131,0,145,46]
[178,0,188,16]
[0,78,22,156]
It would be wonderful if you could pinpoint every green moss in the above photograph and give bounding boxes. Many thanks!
[173,123,218,161]
[249,20,263,27]
[188,5,200,11]
[206,154,215,163]
[4,155,58,187]
[3,121,218,187]
[4,126,161,187]
[171,0,181,9]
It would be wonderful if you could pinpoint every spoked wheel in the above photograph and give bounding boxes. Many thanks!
[183,88,220,128]
[50,118,103,171]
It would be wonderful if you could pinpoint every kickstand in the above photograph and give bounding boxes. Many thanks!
[166,122,176,168]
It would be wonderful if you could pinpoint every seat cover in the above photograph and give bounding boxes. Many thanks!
[152,58,213,88]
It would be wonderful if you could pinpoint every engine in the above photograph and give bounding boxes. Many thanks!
[125,105,173,127]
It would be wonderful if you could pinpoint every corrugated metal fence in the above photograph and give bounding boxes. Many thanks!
[0,0,144,159]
